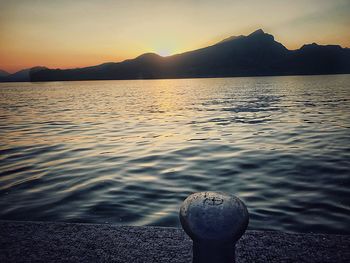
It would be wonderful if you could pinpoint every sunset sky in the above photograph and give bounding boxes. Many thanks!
[1,0,350,73]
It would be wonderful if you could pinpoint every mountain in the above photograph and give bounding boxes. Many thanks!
[0,69,10,78]
[1,67,47,82]
[2,29,350,82]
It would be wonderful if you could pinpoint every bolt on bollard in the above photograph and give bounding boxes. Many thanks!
[179,192,249,263]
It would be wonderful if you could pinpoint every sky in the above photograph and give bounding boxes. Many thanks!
[1,0,350,73]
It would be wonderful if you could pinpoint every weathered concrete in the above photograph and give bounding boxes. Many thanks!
[0,220,349,263]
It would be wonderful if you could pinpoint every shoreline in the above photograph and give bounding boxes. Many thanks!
[1,72,350,84]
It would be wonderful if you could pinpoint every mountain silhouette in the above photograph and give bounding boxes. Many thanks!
[1,29,349,82]
[0,69,10,78]
[0,67,47,82]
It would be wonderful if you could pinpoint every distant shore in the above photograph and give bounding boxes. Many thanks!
[1,72,350,84]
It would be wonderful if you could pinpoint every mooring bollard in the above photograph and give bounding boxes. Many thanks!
[179,192,249,263]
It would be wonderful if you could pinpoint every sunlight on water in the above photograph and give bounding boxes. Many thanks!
[0,75,349,234]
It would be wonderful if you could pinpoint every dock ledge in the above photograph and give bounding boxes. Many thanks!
[1,220,349,262]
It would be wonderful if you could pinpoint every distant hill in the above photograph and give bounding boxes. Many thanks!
[1,29,350,82]
[0,69,10,79]
[0,67,47,82]
[0,69,10,82]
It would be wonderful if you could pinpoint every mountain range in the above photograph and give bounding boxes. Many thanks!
[1,29,349,82]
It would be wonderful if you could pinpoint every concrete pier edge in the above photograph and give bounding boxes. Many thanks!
[1,220,349,262]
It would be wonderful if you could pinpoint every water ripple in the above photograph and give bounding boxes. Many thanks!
[0,75,349,234]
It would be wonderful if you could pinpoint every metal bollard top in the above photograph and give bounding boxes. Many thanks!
[179,192,249,243]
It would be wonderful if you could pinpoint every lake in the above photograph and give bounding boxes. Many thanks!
[0,75,349,234]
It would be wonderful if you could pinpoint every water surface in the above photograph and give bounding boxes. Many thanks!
[0,75,349,234]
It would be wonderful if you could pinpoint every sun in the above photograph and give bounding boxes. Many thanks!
[157,49,172,57]
[152,42,177,57]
